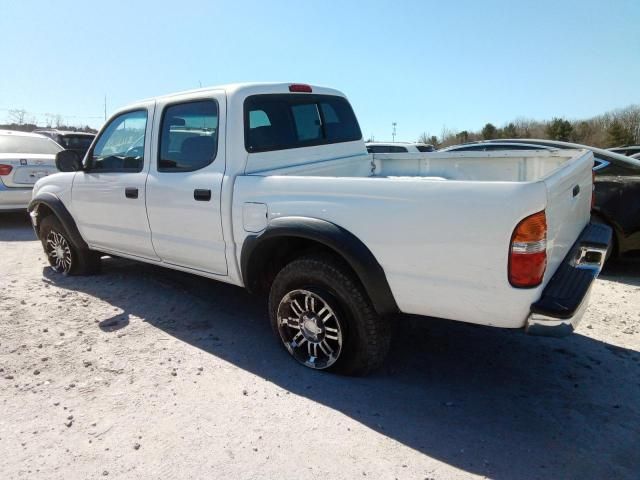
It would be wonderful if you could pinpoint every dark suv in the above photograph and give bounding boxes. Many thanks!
[608,145,640,157]
[34,130,95,158]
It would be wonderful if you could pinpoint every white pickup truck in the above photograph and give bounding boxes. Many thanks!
[29,82,611,375]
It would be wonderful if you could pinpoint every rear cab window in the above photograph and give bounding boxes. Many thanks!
[244,94,362,153]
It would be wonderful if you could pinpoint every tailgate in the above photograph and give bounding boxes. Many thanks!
[0,154,57,187]
[543,149,594,283]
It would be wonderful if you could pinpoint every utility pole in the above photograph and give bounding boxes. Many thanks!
[392,122,397,142]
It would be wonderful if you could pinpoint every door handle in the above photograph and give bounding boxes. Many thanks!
[194,189,212,201]
[125,187,139,199]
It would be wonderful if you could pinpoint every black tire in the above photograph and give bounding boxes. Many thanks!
[39,215,100,275]
[268,254,391,376]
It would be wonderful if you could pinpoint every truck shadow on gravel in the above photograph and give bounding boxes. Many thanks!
[600,259,640,287]
[43,257,640,480]
[0,212,36,241]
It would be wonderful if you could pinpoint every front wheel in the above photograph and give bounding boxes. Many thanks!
[268,254,391,375]
[39,215,100,275]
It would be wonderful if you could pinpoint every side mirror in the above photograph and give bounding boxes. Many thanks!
[55,150,82,172]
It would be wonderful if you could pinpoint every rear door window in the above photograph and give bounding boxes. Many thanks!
[158,100,219,172]
[245,94,362,152]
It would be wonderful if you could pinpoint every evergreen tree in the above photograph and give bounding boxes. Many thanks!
[482,123,498,140]
[606,119,634,147]
[545,118,573,141]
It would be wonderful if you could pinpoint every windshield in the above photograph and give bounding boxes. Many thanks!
[0,135,63,154]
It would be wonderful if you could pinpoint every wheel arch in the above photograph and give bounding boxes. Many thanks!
[28,193,88,250]
[241,216,399,317]
[591,209,620,258]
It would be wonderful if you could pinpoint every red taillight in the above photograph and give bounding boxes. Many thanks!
[509,210,547,288]
[0,164,13,176]
[289,84,312,93]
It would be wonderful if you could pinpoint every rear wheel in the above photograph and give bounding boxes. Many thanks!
[268,254,391,375]
[39,215,100,275]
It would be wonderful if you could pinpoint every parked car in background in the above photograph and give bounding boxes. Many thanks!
[0,130,62,211]
[442,139,640,259]
[34,129,95,158]
[366,142,434,153]
[608,145,640,157]
[29,82,609,374]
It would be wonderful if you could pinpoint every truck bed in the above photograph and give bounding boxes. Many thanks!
[247,149,585,183]
[235,148,594,328]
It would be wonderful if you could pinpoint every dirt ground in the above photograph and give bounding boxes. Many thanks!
[0,212,638,480]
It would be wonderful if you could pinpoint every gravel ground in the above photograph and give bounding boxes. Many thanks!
[1,212,639,480]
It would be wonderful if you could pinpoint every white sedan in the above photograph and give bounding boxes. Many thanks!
[0,130,62,211]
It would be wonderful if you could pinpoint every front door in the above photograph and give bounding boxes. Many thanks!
[145,93,227,274]
[71,105,158,259]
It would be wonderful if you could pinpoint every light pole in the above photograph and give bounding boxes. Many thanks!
[392,122,397,142]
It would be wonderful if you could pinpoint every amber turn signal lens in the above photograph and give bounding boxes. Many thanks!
[509,210,547,288]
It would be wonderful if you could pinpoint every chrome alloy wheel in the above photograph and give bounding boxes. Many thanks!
[276,289,343,369]
[45,230,72,273]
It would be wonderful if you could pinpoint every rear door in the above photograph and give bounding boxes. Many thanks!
[70,104,159,259]
[145,92,227,274]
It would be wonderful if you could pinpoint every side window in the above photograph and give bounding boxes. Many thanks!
[390,146,408,153]
[90,110,147,172]
[416,145,434,152]
[158,100,219,172]
[449,145,484,152]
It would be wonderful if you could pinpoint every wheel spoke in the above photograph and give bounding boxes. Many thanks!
[291,299,303,317]
[321,311,333,323]
[291,332,307,348]
[307,342,318,361]
[282,317,300,330]
[319,340,333,356]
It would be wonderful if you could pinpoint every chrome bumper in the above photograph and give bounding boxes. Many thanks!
[525,223,612,337]
[526,286,594,337]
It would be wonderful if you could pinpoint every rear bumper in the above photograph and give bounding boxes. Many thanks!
[525,222,612,337]
[0,181,32,211]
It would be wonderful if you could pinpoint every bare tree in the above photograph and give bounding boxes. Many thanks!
[8,109,27,125]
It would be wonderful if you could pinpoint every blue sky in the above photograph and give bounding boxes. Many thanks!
[1,0,638,141]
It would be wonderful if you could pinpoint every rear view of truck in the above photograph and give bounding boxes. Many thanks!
[232,84,611,373]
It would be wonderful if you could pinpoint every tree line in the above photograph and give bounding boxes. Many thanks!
[418,104,640,149]
[0,108,98,133]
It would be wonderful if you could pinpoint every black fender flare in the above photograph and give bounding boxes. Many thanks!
[28,193,89,250]
[241,216,399,316]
